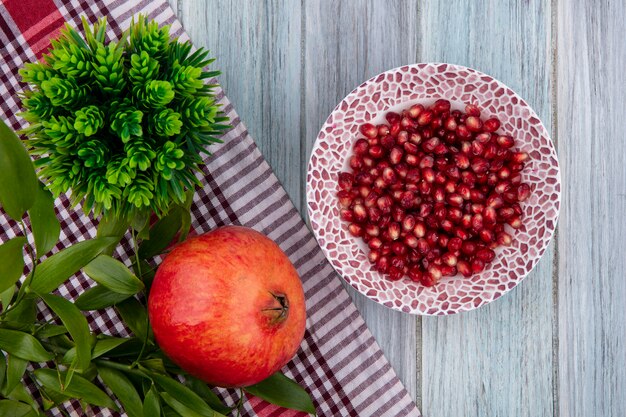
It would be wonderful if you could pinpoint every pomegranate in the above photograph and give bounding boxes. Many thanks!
[336,100,531,287]
[148,226,306,387]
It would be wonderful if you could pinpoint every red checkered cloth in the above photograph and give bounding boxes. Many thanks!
[0,1,421,416]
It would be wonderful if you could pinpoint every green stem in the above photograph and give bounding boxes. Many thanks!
[234,388,244,417]
[1,221,37,319]
[94,359,146,377]
[131,228,143,278]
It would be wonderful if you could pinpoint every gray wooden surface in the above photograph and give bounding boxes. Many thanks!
[171,1,626,416]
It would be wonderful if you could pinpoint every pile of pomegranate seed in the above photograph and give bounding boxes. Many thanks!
[336,99,531,287]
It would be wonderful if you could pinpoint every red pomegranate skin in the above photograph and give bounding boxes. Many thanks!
[148,226,306,387]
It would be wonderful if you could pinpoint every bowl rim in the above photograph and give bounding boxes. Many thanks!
[306,62,561,315]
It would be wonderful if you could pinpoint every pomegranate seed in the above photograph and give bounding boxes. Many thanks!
[354,139,369,155]
[406,169,421,183]
[461,171,476,185]
[419,203,433,218]
[444,116,458,131]
[408,104,425,118]
[422,137,441,152]
[455,228,470,240]
[405,154,419,166]
[368,207,382,222]
[441,265,457,277]
[456,184,471,201]
[413,221,427,238]
[434,204,447,221]
[353,204,367,222]
[444,180,456,194]
[433,99,451,114]
[391,251,406,267]
[387,147,402,165]
[337,191,353,208]
[360,123,378,138]
[471,141,484,156]
[471,158,489,174]
[479,228,495,243]
[470,189,486,202]
[495,181,511,194]
[404,235,419,248]
[498,167,511,180]
[447,237,463,252]
[409,132,423,145]
[391,242,407,255]
[392,206,405,222]
[365,223,380,237]
[417,110,434,126]
[510,173,522,185]
[496,135,514,148]
[402,215,416,232]
[465,104,481,116]
[428,265,443,281]
[381,135,395,149]
[373,177,386,191]
[446,193,463,207]
[348,223,363,237]
[369,145,385,159]
[367,137,379,146]
[419,155,434,168]
[512,203,523,215]
[471,214,484,231]
[498,207,515,220]
[379,215,391,228]
[400,191,415,208]
[483,118,501,132]
[416,238,430,254]
[368,237,383,249]
[465,116,482,132]
[487,194,504,208]
[433,144,448,155]
[388,223,401,240]
[340,209,354,222]
[496,147,511,159]
[408,268,422,282]
[421,272,438,287]
[349,155,363,170]
[395,163,408,178]
[471,258,485,273]
[382,167,397,184]
[419,181,432,195]
[377,196,393,213]
[483,206,497,224]
[511,151,529,163]
[483,144,498,161]
[368,250,380,263]
[475,132,491,143]
[388,266,403,281]
[442,252,458,267]
[461,214,472,229]
[365,191,379,208]
[448,207,463,223]
[376,256,390,273]
[377,124,390,136]
[422,168,435,183]
[456,260,472,277]
[433,187,445,203]
[362,156,375,168]
[385,112,401,124]
[446,166,461,180]
[508,216,522,229]
[389,123,401,137]
[517,183,531,202]
[401,117,417,130]
[476,248,496,263]
[456,124,471,139]
[510,163,525,172]
[461,241,477,255]
[426,230,439,247]
[471,203,485,214]
[503,189,518,203]
[403,142,419,155]
[497,232,512,246]
[355,172,372,185]
[408,250,420,263]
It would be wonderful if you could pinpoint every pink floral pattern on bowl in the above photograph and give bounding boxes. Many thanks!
[306,63,561,315]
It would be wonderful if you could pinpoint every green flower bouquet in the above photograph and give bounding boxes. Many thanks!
[19,15,229,219]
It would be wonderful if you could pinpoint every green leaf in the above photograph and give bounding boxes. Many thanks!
[28,184,60,258]
[0,329,53,362]
[116,297,149,341]
[6,381,39,411]
[138,207,183,258]
[3,297,36,331]
[35,324,68,339]
[150,373,216,417]
[143,385,161,417]
[0,399,38,417]
[40,294,91,372]
[29,237,117,294]
[0,237,26,293]
[0,119,38,220]
[84,255,144,294]
[0,351,6,390]
[98,365,143,417]
[100,337,144,358]
[0,285,15,313]
[39,386,71,411]
[92,337,129,359]
[34,368,117,410]
[97,211,130,256]
[185,376,230,414]
[159,392,210,417]
[245,372,316,415]
[4,355,27,396]
[75,284,131,310]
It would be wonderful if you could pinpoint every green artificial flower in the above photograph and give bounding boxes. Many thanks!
[74,105,104,136]
[20,15,229,218]
[151,108,182,137]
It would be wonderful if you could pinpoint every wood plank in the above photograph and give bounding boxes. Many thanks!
[419,1,556,416]
[302,0,420,400]
[557,0,626,415]
[180,0,303,210]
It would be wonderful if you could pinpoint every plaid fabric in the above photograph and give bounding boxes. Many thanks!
[0,0,421,416]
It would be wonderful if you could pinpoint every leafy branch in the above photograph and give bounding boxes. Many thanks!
[0,118,316,416]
